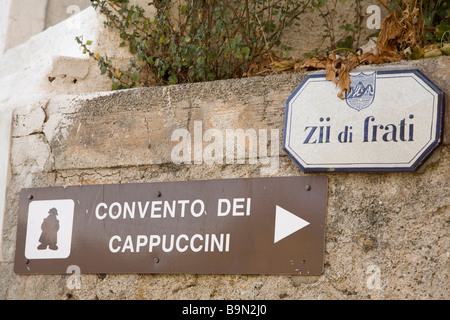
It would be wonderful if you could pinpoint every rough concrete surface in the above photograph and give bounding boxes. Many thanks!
[0,57,449,300]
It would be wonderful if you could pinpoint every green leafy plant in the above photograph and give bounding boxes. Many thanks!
[420,0,449,43]
[271,0,450,99]
[306,0,364,56]
[77,0,312,89]
[383,0,450,45]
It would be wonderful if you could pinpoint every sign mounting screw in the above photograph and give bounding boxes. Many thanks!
[28,195,33,200]
[305,185,311,191]
[154,258,159,263]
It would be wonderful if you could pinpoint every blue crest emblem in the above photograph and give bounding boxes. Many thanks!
[345,72,376,111]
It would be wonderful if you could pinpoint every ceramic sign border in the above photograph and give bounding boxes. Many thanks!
[283,69,444,172]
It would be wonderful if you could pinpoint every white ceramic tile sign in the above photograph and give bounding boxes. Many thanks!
[283,69,444,171]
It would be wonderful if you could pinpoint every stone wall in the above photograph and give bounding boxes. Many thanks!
[0,56,449,300]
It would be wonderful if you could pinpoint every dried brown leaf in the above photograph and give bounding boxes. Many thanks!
[270,60,296,72]
[377,13,404,53]
[247,52,281,77]
[325,60,338,85]
[293,63,306,73]
[337,63,351,100]
[324,53,341,85]
[357,52,379,64]
[300,56,328,70]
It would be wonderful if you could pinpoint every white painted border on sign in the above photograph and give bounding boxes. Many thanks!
[0,110,12,262]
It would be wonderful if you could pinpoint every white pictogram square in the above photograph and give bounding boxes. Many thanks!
[24,199,74,259]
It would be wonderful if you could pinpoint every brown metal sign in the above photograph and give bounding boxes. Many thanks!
[14,176,327,275]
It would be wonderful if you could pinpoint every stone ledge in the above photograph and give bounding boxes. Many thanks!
[36,56,449,172]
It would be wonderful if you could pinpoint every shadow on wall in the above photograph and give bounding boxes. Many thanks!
[45,0,92,29]
[1,0,91,52]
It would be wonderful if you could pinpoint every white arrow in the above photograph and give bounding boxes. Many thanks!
[274,205,310,243]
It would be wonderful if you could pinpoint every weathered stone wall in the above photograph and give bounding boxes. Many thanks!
[0,56,449,300]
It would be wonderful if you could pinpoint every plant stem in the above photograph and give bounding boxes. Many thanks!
[377,0,395,16]
[330,47,359,56]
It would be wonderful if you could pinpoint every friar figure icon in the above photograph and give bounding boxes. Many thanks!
[37,208,60,250]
